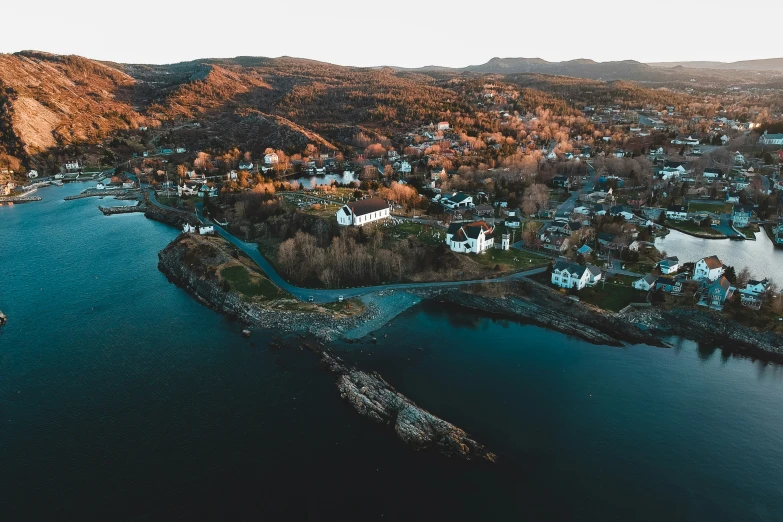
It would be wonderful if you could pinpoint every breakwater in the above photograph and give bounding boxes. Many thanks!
[64,189,138,201]
[99,204,147,215]
[0,195,42,203]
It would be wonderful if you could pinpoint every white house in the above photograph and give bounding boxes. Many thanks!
[64,160,80,171]
[666,205,687,220]
[183,223,215,235]
[238,161,253,171]
[176,147,187,154]
[551,261,592,290]
[758,132,783,146]
[445,221,495,253]
[740,278,769,297]
[658,256,680,274]
[336,197,390,226]
[694,255,725,281]
[441,192,473,209]
[399,161,412,174]
[27,170,39,179]
[264,153,279,165]
[632,274,658,291]
[732,204,753,228]
[387,150,400,160]
[437,121,449,130]
[734,151,745,164]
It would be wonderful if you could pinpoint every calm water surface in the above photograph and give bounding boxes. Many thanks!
[294,171,359,188]
[1,184,782,521]
[655,229,783,286]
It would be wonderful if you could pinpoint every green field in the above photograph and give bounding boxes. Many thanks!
[666,219,725,237]
[579,281,647,312]
[471,247,550,271]
[687,201,731,214]
[383,221,444,246]
[220,265,282,300]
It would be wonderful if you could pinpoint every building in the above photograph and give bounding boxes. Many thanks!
[441,192,473,209]
[27,170,39,179]
[658,256,680,275]
[437,122,449,130]
[666,205,688,221]
[540,232,570,253]
[633,274,657,291]
[64,160,80,172]
[551,261,594,290]
[264,153,279,165]
[473,203,494,217]
[732,204,753,228]
[183,223,215,235]
[703,276,734,309]
[552,175,571,189]
[176,147,187,154]
[238,161,254,171]
[336,197,390,226]
[694,255,725,281]
[445,221,495,253]
[758,132,783,146]
[398,161,412,174]
[655,277,682,294]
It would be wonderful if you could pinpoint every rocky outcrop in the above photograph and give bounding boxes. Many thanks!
[145,205,190,229]
[622,307,783,360]
[316,348,495,462]
[421,279,664,348]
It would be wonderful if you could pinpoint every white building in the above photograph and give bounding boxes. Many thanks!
[183,223,215,235]
[632,274,658,291]
[264,153,279,165]
[441,192,473,209]
[445,221,495,253]
[550,261,599,290]
[658,256,680,275]
[694,255,725,281]
[176,147,187,154]
[666,205,687,220]
[27,170,39,179]
[758,132,783,146]
[437,121,449,130]
[336,197,390,226]
[399,161,412,174]
[64,160,80,171]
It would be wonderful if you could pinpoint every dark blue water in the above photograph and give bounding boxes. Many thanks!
[1,184,782,521]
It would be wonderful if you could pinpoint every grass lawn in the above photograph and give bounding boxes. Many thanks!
[472,248,550,271]
[666,219,725,237]
[579,283,647,312]
[383,221,444,246]
[687,201,731,214]
[220,265,282,300]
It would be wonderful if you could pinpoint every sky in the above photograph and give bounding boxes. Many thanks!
[2,0,780,67]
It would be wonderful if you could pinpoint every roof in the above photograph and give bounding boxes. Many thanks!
[553,261,587,277]
[733,204,753,214]
[761,133,783,140]
[639,274,657,285]
[447,221,493,242]
[446,192,471,203]
[345,197,388,217]
[667,204,687,212]
[587,265,602,276]
[577,245,593,254]
[656,277,678,286]
[700,255,724,269]
[712,276,731,291]
[660,256,679,265]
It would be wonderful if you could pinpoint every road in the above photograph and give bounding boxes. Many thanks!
[555,161,595,218]
[140,198,545,303]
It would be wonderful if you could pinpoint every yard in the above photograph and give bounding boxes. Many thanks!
[220,265,283,300]
[383,221,445,246]
[472,247,550,272]
[578,278,647,312]
[687,201,731,214]
[666,219,726,237]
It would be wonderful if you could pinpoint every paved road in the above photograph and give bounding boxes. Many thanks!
[555,162,595,218]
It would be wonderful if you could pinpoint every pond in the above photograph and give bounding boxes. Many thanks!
[293,171,359,188]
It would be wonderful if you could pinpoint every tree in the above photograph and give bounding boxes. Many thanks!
[736,267,752,287]
[723,265,737,284]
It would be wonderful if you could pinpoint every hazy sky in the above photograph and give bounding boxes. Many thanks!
[3,0,780,66]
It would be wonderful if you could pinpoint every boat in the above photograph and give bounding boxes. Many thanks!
[0,310,7,326]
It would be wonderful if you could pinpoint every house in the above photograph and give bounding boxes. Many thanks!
[725,192,740,203]
[740,279,770,297]
[387,150,400,160]
[178,182,199,196]
[175,147,187,154]
[227,170,238,181]
[264,153,279,165]
[445,221,495,253]
[183,223,215,235]
[437,122,449,131]
[160,148,173,155]
[27,170,39,179]
[505,214,521,228]
[552,175,571,189]
[430,167,446,180]
[658,256,680,275]
[758,132,783,146]
[734,151,745,164]
[633,274,658,291]
[239,161,254,171]
[551,261,592,290]
[586,265,602,285]
[666,205,688,220]
[441,192,473,209]
[576,244,593,256]
[703,168,723,179]
[64,160,80,172]
[703,276,734,308]
[549,220,582,236]
[336,197,390,226]
[399,161,412,174]
[732,204,753,228]
[694,255,725,281]
[540,232,570,253]
[655,277,682,294]
[473,203,494,217]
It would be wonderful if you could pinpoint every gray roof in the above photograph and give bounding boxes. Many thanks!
[553,261,587,277]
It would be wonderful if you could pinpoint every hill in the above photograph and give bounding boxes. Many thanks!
[648,57,783,72]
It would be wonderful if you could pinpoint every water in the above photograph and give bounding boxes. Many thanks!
[2,184,783,521]
[294,171,359,189]
[655,228,783,286]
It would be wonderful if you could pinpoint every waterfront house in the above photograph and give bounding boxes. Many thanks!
[741,279,770,297]
[732,204,753,228]
[666,204,687,220]
[658,256,680,275]
[633,274,658,291]
[702,276,734,309]
[655,277,682,294]
[551,261,591,290]
[27,170,39,179]
[694,256,725,281]
[445,221,495,254]
[183,223,215,235]
[336,198,390,227]
[64,160,80,172]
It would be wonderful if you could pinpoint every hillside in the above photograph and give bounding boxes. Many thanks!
[648,57,783,72]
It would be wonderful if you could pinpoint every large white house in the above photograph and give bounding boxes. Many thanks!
[758,132,783,146]
[445,221,495,253]
[441,192,473,209]
[694,255,725,281]
[666,205,687,220]
[551,261,601,290]
[264,153,279,165]
[336,197,390,226]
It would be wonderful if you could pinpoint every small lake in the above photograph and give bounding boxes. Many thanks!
[655,228,783,286]
[293,171,359,188]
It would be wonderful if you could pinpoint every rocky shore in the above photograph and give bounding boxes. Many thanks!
[145,204,191,228]
[295,338,495,461]
[621,306,783,361]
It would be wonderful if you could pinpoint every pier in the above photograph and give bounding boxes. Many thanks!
[64,188,139,201]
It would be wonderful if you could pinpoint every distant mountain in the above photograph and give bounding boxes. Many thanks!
[648,57,783,72]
